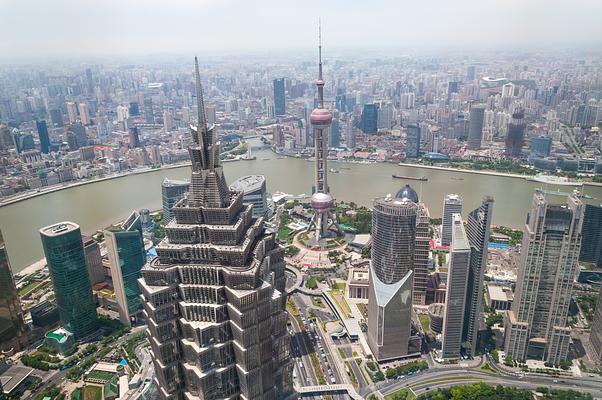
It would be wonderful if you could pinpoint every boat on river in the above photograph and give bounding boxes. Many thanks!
[392,174,428,181]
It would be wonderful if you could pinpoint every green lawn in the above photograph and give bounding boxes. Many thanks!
[419,314,430,332]
[18,280,40,296]
[384,387,416,400]
[83,385,103,400]
[327,290,351,318]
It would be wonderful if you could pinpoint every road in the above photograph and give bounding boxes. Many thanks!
[372,362,602,399]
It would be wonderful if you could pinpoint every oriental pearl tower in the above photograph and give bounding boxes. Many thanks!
[307,23,342,241]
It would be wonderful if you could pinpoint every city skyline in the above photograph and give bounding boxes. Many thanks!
[1,0,602,61]
[1,6,602,398]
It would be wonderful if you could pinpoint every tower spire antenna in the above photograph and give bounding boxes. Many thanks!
[194,56,208,141]
[317,19,325,109]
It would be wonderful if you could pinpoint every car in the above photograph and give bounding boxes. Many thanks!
[331,377,336,384]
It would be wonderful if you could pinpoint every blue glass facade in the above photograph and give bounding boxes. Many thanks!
[40,222,98,339]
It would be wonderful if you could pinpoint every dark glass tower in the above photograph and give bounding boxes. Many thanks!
[406,124,421,158]
[36,120,50,154]
[361,103,378,133]
[40,222,98,339]
[106,211,146,327]
[505,109,525,157]
[467,104,485,150]
[579,204,602,267]
[462,196,494,356]
[273,78,286,116]
[0,230,28,352]
[140,58,292,400]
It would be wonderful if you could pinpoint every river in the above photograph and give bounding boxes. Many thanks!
[2,145,602,273]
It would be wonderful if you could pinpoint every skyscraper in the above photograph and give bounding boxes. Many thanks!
[36,120,50,154]
[128,126,140,148]
[579,204,602,267]
[361,103,378,133]
[466,65,476,81]
[463,196,494,356]
[72,122,88,148]
[441,214,471,360]
[406,124,420,158]
[467,104,485,150]
[273,78,286,116]
[329,117,340,148]
[414,201,431,305]
[83,236,105,286]
[140,58,292,400]
[346,116,356,149]
[229,175,268,218]
[40,222,98,339]
[442,194,463,247]
[307,27,342,240]
[505,192,583,364]
[50,108,63,127]
[105,211,146,327]
[78,103,90,125]
[66,101,78,124]
[0,230,28,352]
[505,109,525,157]
[368,186,420,361]
[161,178,190,222]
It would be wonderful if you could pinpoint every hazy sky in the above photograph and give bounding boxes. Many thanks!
[2,0,602,60]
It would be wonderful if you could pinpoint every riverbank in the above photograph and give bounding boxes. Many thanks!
[398,162,602,188]
[0,162,193,208]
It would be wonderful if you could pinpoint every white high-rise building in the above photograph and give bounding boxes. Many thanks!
[441,214,471,359]
[400,92,415,110]
[116,105,129,122]
[66,101,78,124]
[505,192,583,364]
[442,194,463,246]
[78,103,90,125]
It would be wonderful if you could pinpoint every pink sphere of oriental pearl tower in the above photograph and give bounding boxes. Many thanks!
[307,22,342,241]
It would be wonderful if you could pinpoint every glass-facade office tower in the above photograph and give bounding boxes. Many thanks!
[505,192,583,364]
[105,211,146,327]
[406,124,420,158]
[463,196,494,357]
[273,78,286,116]
[83,236,105,286]
[505,109,525,157]
[36,120,50,154]
[579,204,602,267]
[531,135,552,157]
[40,222,98,339]
[368,186,419,361]
[442,194,463,247]
[361,103,378,134]
[229,175,268,218]
[467,104,485,150]
[140,58,292,400]
[161,178,190,222]
[441,214,471,359]
[0,230,28,352]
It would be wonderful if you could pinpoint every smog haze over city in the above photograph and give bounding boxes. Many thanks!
[1,1,602,400]
[1,0,602,61]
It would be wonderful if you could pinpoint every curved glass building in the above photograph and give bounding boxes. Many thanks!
[40,222,98,339]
